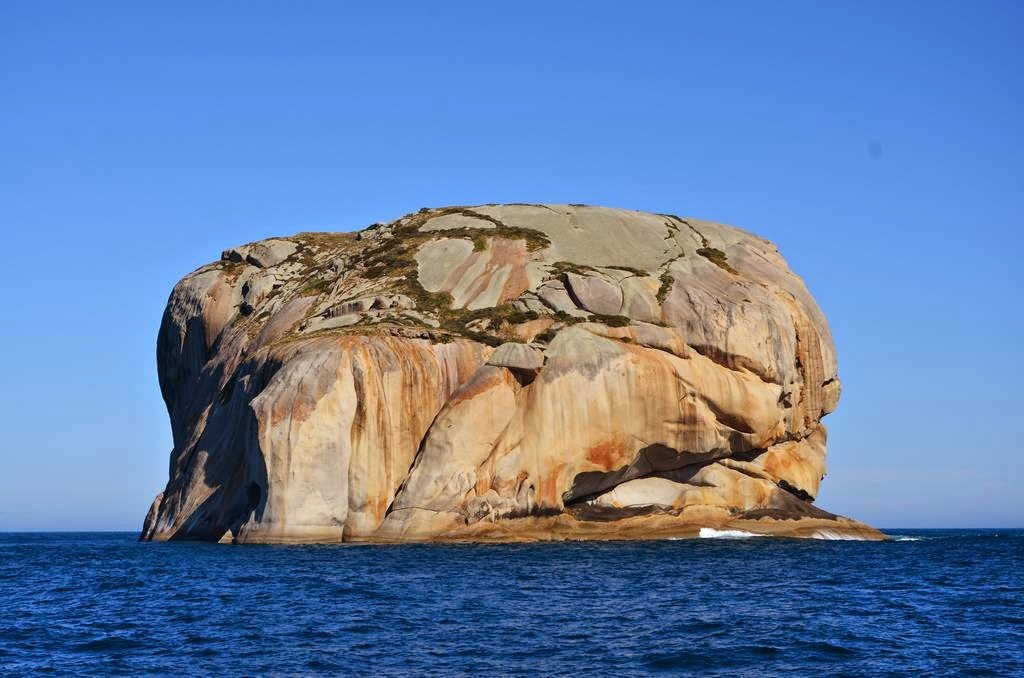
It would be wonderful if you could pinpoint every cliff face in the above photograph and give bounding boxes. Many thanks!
[142,204,879,543]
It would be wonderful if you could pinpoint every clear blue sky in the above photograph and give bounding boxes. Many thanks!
[1,2,1021,530]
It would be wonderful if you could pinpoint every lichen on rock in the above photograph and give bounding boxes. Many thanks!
[141,204,879,544]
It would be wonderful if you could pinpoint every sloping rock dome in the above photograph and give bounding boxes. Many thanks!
[141,204,879,543]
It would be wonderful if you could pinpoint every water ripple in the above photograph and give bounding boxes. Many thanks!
[0,530,1021,675]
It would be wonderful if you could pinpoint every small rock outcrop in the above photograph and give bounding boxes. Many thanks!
[141,204,880,543]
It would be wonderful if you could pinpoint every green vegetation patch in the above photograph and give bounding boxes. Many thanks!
[340,206,554,339]
[436,303,540,346]
[252,207,556,348]
[288,231,357,269]
[291,231,357,248]
[549,260,597,276]
[605,265,648,276]
[218,258,248,283]
[656,272,675,304]
[533,327,559,343]
[402,206,552,251]
[298,278,331,296]
[587,313,631,327]
[696,247,738,275]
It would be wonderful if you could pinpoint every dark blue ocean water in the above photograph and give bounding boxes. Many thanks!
[1,530,1021,676]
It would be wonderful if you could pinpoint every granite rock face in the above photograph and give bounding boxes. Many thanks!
[142,204,879,543]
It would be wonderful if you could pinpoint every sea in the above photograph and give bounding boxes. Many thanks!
[0,530,1021,676]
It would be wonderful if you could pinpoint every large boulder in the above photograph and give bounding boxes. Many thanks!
[142,205,879,544]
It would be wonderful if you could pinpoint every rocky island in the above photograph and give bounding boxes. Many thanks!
[141,204,881,543]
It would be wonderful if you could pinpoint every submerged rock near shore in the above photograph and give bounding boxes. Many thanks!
[142,204,880,543]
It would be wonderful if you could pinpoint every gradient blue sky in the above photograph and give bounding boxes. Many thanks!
[2,2,1021,530]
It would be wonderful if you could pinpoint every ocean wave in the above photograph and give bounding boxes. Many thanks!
[698,528,764,539]
[809,530,869,541]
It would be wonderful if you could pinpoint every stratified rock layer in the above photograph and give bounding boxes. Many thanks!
[142,204,879,543]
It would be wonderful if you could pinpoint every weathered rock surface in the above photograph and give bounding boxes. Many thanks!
[142,204,880,544]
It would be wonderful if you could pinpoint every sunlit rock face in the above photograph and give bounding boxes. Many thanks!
[141,204,879,544]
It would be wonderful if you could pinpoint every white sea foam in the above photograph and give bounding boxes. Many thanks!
[698,527,764,539]
[809,529,869,541]
[890,536,923,542]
